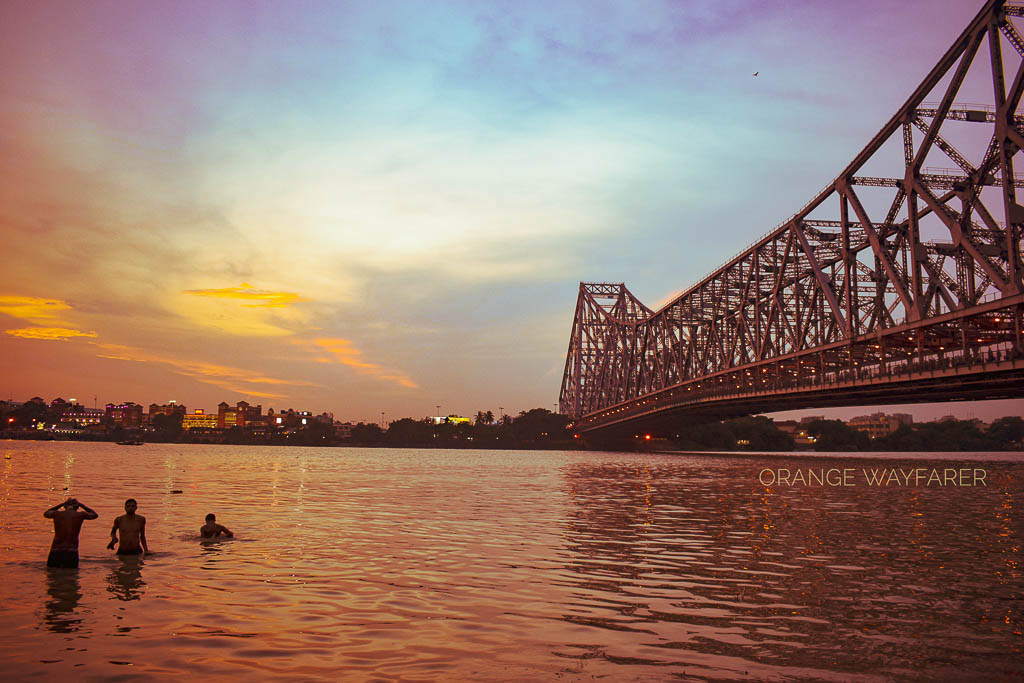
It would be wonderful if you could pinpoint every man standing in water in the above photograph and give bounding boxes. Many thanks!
[43,497,99,568]
[107,498,149,557]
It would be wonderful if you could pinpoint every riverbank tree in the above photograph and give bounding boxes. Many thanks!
[672,416,795,451]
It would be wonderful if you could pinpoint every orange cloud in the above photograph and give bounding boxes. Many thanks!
[183,283,304,308]
[0,295,96,341]
[0,295,71,322]
[6,327,98,341]
[298,337,417,388]
[92,343,318,399]
[172,283,310,337]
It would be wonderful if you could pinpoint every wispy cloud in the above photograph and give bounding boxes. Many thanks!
[0,295,97,341]
[6,327,98,341]
[170,283,311,337]
[297,337,417,389]
[92,342,318,399]
[183,283,305,308]
[0,295,71,322]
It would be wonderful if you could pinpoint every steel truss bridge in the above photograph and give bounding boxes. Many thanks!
[560,0,1024,439]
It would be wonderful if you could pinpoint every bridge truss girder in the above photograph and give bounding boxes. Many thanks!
[560,0,1024,430]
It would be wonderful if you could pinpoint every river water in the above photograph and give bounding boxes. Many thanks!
[0,441,1020,681]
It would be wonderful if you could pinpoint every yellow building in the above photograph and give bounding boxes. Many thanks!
[182,409,218,430]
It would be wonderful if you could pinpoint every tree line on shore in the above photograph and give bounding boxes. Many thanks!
[673,415,1024,452]
[348,409,573,448]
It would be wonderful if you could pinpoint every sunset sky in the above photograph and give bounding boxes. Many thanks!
[1,0,1019,423]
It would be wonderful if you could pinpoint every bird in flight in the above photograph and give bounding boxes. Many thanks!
[753,71,759,76]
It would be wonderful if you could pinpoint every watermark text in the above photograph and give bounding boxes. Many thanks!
[758,467,987,487]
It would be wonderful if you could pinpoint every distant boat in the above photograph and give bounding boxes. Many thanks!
[116,440,144,446]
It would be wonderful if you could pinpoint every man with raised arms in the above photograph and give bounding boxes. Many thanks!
[43,497,99,568]
[107,498,149,557]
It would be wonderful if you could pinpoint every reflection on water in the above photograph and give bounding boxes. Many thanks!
[558,459,1023,680]
[42,568,83,633]
[0,442,1019,681]
[106,559,145,602]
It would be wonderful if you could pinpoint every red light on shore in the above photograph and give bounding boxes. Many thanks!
[644,434,652,441]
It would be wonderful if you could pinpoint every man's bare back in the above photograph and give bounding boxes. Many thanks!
[44,498,99,568]
[48,508,91,551]
[107,499,149,556]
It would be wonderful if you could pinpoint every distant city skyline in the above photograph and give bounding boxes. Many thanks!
[3,390,1020,428]
[1,0,1019,424]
